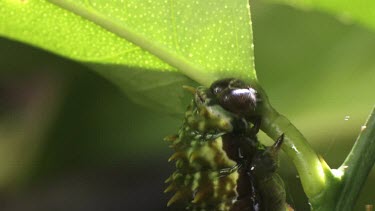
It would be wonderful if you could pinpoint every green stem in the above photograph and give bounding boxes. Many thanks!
[257,85,328,200]
[335,107,375,211]
[47,0,213,87]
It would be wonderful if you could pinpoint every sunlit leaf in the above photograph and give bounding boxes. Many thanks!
[0,0,256,114]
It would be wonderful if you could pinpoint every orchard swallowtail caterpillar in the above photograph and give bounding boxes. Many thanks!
[165,78,287,211]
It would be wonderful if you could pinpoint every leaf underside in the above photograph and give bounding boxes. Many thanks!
[0,0,256,114]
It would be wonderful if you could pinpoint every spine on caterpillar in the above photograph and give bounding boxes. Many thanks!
[165,79,289,211]
[165,86,240,210]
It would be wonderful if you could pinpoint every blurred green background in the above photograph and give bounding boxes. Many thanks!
[0,1,374,210]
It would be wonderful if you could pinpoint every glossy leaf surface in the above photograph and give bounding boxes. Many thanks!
[0,0,256,114]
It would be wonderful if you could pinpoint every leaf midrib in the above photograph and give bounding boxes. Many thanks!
[47,0,213,86]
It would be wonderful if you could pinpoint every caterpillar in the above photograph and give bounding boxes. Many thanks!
[165,78,287,211]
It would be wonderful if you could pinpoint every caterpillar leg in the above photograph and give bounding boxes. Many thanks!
[248,117,261,136]
[219,163,242,176]
[271,134,284,154]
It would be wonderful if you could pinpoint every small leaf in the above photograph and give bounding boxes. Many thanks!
[268,0,375,32]
[0,0,256,114]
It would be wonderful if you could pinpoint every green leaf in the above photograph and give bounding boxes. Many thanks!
[267,0,375,32]
[0,0,256,114]
[337,107,375,211]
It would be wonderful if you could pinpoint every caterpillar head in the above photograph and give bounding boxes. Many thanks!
[210,78,261,120]
[184,86,243,138]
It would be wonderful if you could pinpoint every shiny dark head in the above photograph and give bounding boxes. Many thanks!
[210,78,260,118]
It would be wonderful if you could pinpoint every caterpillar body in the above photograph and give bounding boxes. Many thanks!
[165,79,287,211]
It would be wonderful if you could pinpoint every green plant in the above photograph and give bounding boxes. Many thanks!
[0,0,374,210]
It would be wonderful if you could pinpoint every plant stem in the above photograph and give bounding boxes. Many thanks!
[336,107,375,211]
[257,84,328,200]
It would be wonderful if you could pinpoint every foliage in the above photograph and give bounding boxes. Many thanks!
[269,0,375,32]
[0,0,374,210]
[0,0,256,114]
